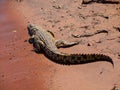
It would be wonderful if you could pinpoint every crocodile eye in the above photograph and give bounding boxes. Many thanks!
[30,28,36,35]
[32,29,35,34]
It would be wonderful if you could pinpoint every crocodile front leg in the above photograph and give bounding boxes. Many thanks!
[31,35,45,53]
[55,40,79,48]
[33,40,44,53]
[29,35,35,44]
[47,30,55,37]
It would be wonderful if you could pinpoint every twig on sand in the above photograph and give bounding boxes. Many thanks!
[82,0,120,4]
[72,29,108,38]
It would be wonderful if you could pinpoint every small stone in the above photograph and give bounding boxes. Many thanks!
[1,75,4,77]
[13,30,17,33]
[24,40,27,42]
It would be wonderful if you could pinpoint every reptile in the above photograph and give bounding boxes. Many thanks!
[27,24,114,66]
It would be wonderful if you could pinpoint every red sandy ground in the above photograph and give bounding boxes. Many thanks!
[0,0,120,90]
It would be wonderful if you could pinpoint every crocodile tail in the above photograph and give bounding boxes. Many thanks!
[50,53,114,66]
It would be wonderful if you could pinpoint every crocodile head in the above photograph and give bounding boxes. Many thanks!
[27,24,39,36]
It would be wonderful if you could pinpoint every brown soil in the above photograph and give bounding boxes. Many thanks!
[0,0,120,90]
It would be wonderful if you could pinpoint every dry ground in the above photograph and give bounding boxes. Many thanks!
[0,0,120,90]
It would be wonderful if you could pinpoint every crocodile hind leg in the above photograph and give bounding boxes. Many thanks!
[55,40,79,48]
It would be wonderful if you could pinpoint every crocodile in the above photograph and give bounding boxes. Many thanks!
[27,24,114,66]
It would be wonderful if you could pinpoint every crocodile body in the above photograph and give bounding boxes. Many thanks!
[27,24,113,66]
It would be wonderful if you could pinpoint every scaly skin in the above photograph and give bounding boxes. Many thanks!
[27,24,114,66]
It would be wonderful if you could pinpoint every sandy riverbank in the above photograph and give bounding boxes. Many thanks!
[0,0,120,90]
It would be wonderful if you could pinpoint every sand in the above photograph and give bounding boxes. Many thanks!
[0,0,120,90]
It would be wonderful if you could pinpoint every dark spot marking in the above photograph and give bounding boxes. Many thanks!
[65,60,71,65]
[77,55,82,60]
[62,55,66,59]
[82,54,87,59]
[71,56,76,59]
